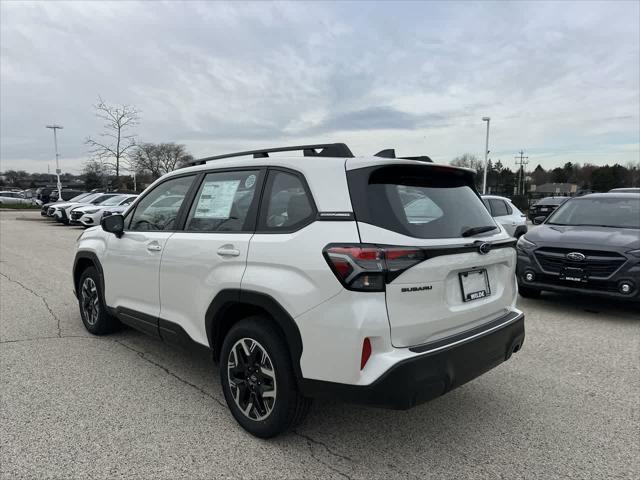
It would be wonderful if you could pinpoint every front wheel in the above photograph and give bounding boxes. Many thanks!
[220,316,311,438]
[78,266,121,335]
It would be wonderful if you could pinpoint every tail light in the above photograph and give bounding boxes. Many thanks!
[323,244,426,292]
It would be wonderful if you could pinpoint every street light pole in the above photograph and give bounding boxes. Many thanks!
[482,117,491,194]
[46,124,64,201]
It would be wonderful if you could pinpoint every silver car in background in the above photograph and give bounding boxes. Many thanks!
[482,195,528,237]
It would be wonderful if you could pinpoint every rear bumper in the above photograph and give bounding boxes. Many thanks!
[301,312,525,409]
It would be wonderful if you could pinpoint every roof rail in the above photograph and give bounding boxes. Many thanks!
[374,149,433,163]
[190,143,354,165]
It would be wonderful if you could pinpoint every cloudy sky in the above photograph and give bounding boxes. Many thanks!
[1,0,639,174]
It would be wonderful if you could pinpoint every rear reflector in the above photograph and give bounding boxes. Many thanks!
[323,244,426,291]
[361,337,372,370]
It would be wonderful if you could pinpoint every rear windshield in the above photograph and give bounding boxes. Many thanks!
[547,197,640,229]
[347,165,497,239]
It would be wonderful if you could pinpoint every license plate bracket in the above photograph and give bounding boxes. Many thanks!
[459,269,491,302]
[560,267,587,283]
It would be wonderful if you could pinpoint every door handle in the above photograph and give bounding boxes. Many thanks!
[217,246,240,257]
[147,242,162,252]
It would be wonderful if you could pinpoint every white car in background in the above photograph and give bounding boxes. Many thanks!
[482,195,528,238]
[51,193,118,224]
[101,202,133,219]
[0,191,32,206]
[70,194,138,227]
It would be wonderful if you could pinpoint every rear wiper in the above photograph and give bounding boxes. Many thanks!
[461,225,497,237]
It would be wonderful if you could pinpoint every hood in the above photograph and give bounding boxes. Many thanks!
[65,201,96,211]
[52,202,73,210]
[526,225,640,251]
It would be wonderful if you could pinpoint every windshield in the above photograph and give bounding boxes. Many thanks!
[347,165,496,239]
[91,194,118,204]
[68,193,89,202]
[98,195,126,206]
[547,197,640,229]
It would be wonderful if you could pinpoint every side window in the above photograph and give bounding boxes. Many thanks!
[259,170,314,231]
[127,175,195,231]
[489,199,509,216]
[482,198,491,212]
[121,197,135,206]
[504,201,513,215]
[185,170,260,232]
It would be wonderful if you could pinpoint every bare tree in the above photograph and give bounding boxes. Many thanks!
[131,143,194,180]
[451,153,483,172]
[85,97,140,187]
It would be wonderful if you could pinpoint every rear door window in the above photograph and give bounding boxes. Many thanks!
[489,199,509,216]
[347,165,496,239]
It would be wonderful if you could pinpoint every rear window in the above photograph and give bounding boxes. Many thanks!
[347,165,496,239]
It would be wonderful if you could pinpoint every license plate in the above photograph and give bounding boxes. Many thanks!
[561,267,586,282]
[459,269,491,302]
[540,207,549,212]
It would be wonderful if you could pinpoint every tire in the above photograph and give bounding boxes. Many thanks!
[77,266,121,335]
[220,316,312,438]
[518,284,542,298]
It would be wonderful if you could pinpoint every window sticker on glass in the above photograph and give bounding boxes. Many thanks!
[194,180,240,218]
[245,174,256,189]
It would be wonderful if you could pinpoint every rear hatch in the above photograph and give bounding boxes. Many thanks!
[346,162,517,348]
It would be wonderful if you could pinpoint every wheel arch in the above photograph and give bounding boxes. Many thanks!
[206,289,304,385]
[72,251,104,299]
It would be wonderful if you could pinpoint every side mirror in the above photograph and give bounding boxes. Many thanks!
[533,216,546,225]
[101,214,124,238]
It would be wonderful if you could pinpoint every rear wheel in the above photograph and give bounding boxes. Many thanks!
[78,266,121,334]
[220,316,311,438]
[518,284,541,298]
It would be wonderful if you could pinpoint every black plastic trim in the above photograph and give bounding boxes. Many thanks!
[190,143,354,165]
[72,251,104,300]
[205,289,304,384]
[116,307,161,339]
[158,318,212,353]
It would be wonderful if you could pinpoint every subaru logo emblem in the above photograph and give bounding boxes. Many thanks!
[478,242,492,255]
[566,252,585,261]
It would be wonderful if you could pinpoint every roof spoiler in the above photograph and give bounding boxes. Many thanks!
[374,149,433,163]
[190,143,354,165]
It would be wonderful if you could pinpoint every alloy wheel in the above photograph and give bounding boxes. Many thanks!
[81,277,100,326]
[227,338,277,421]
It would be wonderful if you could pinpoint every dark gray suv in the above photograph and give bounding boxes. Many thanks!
[516,193,640,301]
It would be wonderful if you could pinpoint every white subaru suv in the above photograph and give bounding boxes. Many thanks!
[73,143,525,438]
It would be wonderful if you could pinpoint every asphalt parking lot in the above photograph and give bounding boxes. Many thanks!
[1,210,638,479]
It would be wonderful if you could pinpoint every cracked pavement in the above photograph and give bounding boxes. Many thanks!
[1,210,639,479]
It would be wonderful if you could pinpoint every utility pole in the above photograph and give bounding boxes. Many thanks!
[46,124,64,201]
[514,150,529,196]
[482,117,491,194]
